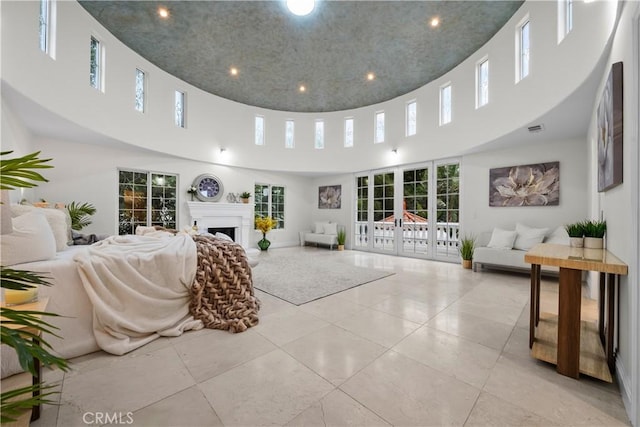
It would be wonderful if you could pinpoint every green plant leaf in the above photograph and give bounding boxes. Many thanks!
[67,201,97,231]
[0,382,60,423]
[0,267,52,291]
[0,151,53,190]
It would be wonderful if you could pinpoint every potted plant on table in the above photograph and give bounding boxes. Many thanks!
[240,192,251,204]
[565,222,585,248]
[255,216,276,251]
[583,219,606,249]
[459,235,475,269]
[337,228,346,251]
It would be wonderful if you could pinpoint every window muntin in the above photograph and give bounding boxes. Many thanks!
[254,184,285,229]
[344,118,354,147]
[315,120,325,149]
[255,115,265,146]
[406,101,417,136]
[89,36,102,90]
[118,170,177,235]
[440,84,452,125]
[175,90,185,128]
[134,68,145,113]
[476,59,489,108]
[517,18,530,81]
[375,111,385,143]
[285,120,295,148]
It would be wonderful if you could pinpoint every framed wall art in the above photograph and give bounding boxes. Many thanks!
[597,61,623,192]
[489,162,560,207]
[318,185,341,209]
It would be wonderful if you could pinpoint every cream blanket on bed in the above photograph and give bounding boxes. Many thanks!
[73,232,203,355]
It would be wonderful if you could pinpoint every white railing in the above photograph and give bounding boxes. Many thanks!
[354,220,460,256]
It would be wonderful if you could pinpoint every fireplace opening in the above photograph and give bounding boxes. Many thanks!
[208,227,236,241]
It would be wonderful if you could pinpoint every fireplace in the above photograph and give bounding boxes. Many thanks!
[186,202,252,248]
[208,227,235,241]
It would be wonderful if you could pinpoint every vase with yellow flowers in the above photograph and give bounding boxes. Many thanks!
[255,216,277,251]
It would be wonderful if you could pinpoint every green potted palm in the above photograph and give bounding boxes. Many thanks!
[583,219,606,249]
[67,201,97,231]
[240,191,251,204]
[459,235,475,269]
[337,228,346,251]
[565,222,585,248]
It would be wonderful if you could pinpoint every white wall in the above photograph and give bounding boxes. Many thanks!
[1,0,618,173]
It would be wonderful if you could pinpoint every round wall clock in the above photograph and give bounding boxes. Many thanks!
[193,174,224,202]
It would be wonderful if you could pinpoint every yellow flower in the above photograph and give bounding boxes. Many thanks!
[255,216,276,234]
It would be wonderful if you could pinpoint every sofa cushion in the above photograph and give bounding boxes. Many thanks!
[514,223,548,251]
[314,222,328,234]
[544,226,570,245]
[323,222,338,235]
[486,228,517,250]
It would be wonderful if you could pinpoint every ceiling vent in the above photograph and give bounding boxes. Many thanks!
[527,124,545,133]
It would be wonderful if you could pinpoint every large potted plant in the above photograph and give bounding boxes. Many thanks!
[583,219,606,249]
[459,235,475,269]
[0,151,69,423]
[67,201,96,231]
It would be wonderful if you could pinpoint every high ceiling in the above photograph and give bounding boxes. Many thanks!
[78,1,523,112]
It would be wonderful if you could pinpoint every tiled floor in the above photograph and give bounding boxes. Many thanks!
[32,247,630,426]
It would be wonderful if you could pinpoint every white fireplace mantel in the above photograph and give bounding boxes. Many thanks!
[186,202,253,248]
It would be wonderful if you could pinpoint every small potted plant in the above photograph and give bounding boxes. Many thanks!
[583,219,606,249]
[565,222,585,248]
[459,235,475,269]
[337,228,346,251]
[240,191,251,204]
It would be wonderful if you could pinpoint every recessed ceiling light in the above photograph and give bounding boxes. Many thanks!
[367,72,376,81]
[230,67,238,76]
[299,85,306,93]
[158,7,169,18]
[286,0,315,16]
[430,17,440,27]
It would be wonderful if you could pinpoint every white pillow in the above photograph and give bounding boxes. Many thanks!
[215,232,234,242]
[486,228,517,250]
[314,222,327,234]
[323,222,338,235]
[0,211,57,266]
[11,205,70,251]
[514,223,549,251]
[544,226,570,245]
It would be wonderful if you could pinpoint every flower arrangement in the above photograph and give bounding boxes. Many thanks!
[187,185,198,201]
[255,216,277,250]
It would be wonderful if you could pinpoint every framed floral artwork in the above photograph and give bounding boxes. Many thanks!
[597,61,623,192]
[489,162,559,207]
[318,185,341,209]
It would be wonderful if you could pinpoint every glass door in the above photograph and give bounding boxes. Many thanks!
[398,166,430,258]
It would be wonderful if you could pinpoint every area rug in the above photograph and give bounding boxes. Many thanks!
[251,249,394,305]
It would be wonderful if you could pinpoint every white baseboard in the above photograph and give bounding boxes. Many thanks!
[616,358,635,425]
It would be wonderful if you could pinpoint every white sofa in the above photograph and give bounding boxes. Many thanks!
[472,224,569,274]
[303,221,339,250]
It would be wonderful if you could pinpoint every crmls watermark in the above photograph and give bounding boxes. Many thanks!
[82,412,134,425]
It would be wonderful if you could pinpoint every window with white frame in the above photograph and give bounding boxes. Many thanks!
[516,17,530,81]
[89,36,102,90]
[134,68,145,113]
[440,84,452,125]
[315,120,325,149]
[344,118,354,147]
[39,0,55,57]
[285,120,295,148]
[375,111,385,143]
[255,115,265,146]
[175,91,185,128]
[406,101,417,136]
[254,184,285,229]
[476,58,489,108]
[558,0,573,43]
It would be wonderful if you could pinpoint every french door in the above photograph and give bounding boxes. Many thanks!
[354,160,460,261]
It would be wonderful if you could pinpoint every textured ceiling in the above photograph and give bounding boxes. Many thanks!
[79,1,523,113]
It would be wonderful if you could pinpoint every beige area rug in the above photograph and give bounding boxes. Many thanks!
[251,248,394,305]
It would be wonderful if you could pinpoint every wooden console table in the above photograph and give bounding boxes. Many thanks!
[524,244,627,381]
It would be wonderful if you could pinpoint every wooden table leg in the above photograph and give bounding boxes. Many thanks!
[599,273,605,345]
[529,264,540,348]
[535,264,541,326]
[606,273,616,373]
[557,267,582,379]
[30,336,41,422]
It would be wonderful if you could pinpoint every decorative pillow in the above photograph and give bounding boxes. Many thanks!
[323,222,338,235]
[486,228,517,250]
[11,204,70,251]
[215,232,233,242]
[0,210,57,266]
[514,223,549,251]
[544,226,570,245]
[314,222,327,234]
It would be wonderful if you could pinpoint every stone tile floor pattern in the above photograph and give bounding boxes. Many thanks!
[31,247,630,426]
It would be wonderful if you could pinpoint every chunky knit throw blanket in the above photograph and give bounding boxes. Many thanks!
[189,234,261,333]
